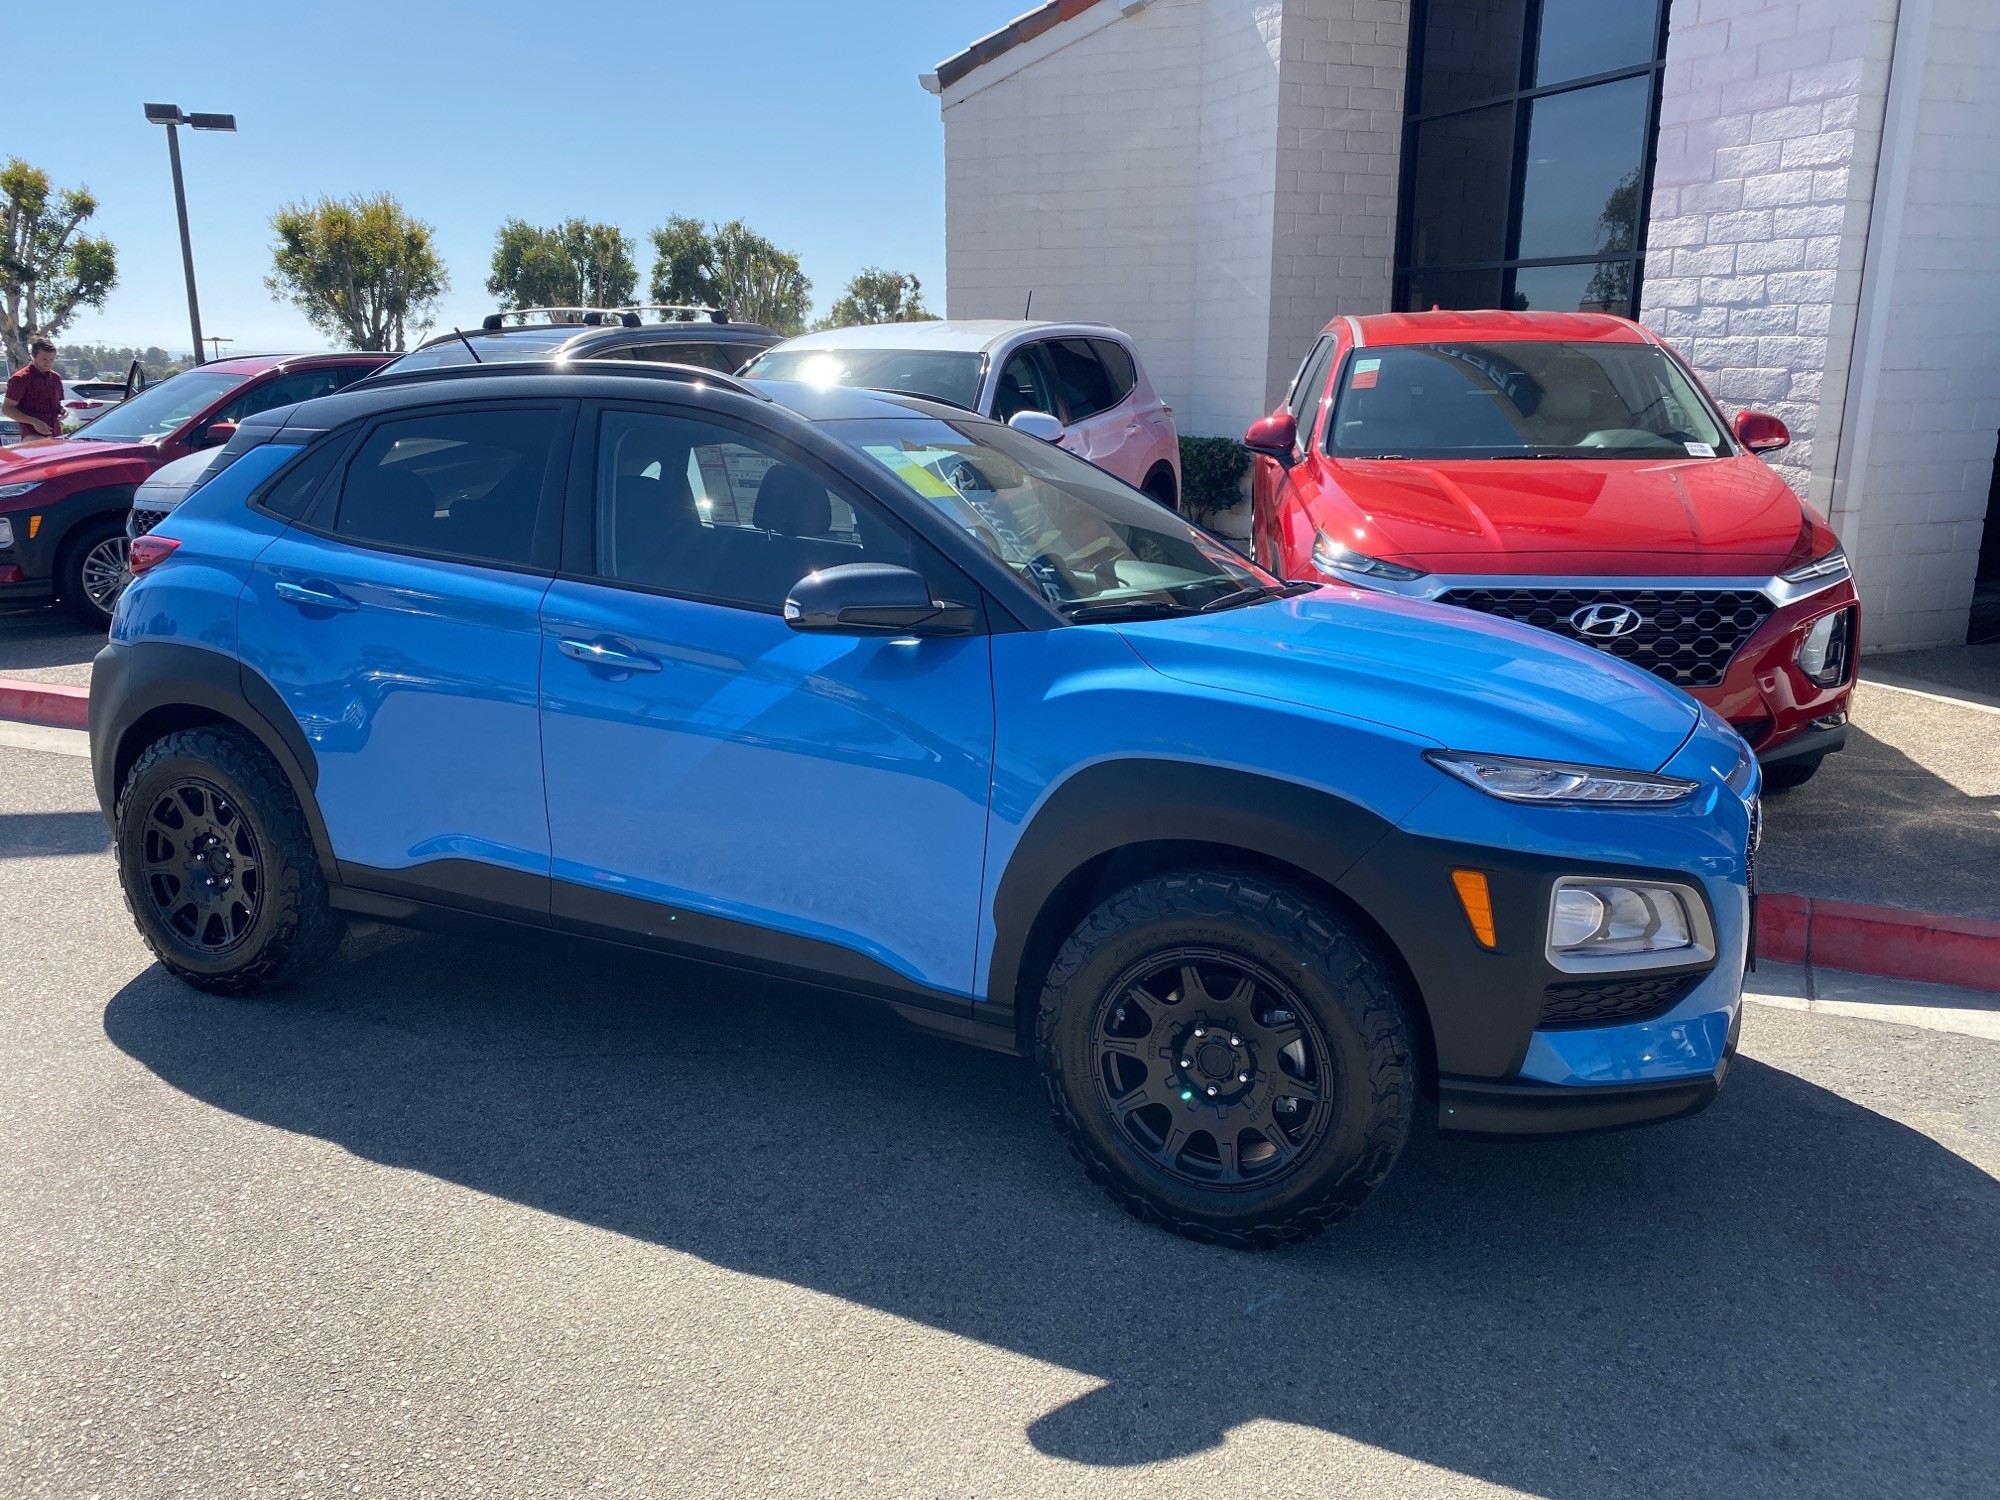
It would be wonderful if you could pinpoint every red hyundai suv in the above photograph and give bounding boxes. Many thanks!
[1248,311,1857,788]
[0,352,388,624]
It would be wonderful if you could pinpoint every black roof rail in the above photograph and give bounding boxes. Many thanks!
[479,306,646,331]
[357,357,769,400]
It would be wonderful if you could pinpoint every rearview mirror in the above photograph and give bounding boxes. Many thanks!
[1007,410,1065,444]
[195,420,238,449]
[1733,410,1790,454]
[784,563,977,637]
[1244,411,1298,466]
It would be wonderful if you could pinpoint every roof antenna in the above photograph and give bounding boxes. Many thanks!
[450,327,483,364]
[1024,289,1033,319]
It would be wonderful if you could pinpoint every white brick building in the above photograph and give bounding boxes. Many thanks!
[926,0,2000,650]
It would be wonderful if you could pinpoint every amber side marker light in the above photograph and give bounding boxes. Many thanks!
[1451,869,1496,948]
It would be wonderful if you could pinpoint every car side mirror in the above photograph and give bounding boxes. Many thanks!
[1733,410,1789,454]
[783,563,977,637]
[1007,410,1065,444]
[195,420,238,449]
[1244,411,1298,467]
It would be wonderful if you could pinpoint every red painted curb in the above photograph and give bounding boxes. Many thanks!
[1759,891,2000,995]
[0,676,89,730]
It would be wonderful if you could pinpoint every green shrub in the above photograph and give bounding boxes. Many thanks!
[1178,435,1250,518]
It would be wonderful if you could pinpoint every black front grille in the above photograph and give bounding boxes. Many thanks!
[1539,974,1700,1029]
[129,505,172,538]
[1436,587,1775,687]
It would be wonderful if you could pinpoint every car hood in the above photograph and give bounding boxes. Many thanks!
[0,436,157,483]
[1115,588,1701,772]
[1320,454,1803,575]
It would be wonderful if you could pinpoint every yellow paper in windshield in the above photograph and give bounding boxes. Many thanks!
[863,445,960,500]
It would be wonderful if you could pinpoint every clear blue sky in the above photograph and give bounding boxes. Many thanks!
[10,0,1028,360]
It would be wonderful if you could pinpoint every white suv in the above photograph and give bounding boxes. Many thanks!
[745,320,1182,507]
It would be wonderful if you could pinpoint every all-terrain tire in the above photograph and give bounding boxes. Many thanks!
[115,725,344,995]
[1036,868,1414,1249]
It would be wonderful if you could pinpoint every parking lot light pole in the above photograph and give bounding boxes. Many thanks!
[143,104,236,367]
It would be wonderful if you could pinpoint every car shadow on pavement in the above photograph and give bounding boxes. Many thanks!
[1758,722,2000,919]
[103,927,1999,1498]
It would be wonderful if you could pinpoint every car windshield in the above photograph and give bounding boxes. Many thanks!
[381,326,580,373]
[1327,341,1729,460]
[828,414,1276,618]
[746,347,985,411]
[67,370,248,444]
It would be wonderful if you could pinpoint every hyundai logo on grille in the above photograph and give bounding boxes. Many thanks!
[1568,602,1644,639]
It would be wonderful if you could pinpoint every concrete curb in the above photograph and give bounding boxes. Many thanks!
[1759,892,2000,996]
[0,676,88,730]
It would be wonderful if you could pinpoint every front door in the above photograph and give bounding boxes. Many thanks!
[538,401,995,999]
[238,401,572,911]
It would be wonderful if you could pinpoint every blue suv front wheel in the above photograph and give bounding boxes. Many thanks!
[1036,869,1416,1248]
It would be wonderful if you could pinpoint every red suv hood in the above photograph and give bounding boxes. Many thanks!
[1323,454,1805,576]
[0,435,158,490]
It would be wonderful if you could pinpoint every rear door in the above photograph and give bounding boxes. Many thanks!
[237,400,573,915]
[1036,337,1139,480]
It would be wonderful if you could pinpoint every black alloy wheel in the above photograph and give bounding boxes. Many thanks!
[1038,869,1414,1249]
[138,778,263,954]
[1093,948,1332,1189]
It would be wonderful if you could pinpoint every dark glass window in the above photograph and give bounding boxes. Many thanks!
[1286,336,1341,449]
[993,346,1058,421]
[1408,106,1514,268]
[334,408,559,569]
[1090,339,1137,404]
[255,439,346,521]
[591,409,912,611]
[211,366,365,429]
[630,341,744,373]
[1536,0,1662,86]
[1517,76,1650,260]
[1418,0,1525,113]
[1041,339,1117,421]
[1396,0,1666,320]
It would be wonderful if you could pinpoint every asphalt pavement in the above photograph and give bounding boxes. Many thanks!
[2,737,1996,1499]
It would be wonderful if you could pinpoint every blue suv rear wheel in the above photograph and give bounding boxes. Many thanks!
[1036,869,1415,1248]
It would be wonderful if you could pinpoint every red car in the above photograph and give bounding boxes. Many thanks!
[1247,311,1857,788]
[0,352,388,624]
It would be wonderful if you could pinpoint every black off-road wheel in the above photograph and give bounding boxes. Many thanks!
[115,726,344,995]
[1037,869,1415,1249]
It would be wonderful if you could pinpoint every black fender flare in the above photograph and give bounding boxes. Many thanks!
[984,759,1397,1029]
[89,638,335,879]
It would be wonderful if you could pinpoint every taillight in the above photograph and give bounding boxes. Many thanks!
[128,534,180,576]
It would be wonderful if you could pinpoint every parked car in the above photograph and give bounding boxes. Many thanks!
[744,320,1182,508]
[374,305,780,378]
[62,378,132,428]
[93,358,1755,1248]
[1249,310,1858,789]
[126,446,228,545]
[0,352,388,623]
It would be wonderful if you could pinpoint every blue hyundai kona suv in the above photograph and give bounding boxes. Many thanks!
[91,360,1758,1248]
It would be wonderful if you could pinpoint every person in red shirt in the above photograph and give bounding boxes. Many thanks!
[5,335,66,440]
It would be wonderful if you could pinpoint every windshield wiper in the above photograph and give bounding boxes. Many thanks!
[1058,599,1189,624]
[1196,583,1294,613]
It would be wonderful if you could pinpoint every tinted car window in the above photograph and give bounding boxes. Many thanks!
[1090,339,1137,404]
[629,342,748,373]
[593,408,912,611]
[993,347,1057,421]
[333,408,559,568]
[746,347,986,410]
[1041,339,1116,421]
[255,439,347,521]
[1287,337,1341,450]
[212,367,367,427]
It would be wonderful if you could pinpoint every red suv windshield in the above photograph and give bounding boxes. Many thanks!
[69,369,248,445]
[1326,342,1728,460]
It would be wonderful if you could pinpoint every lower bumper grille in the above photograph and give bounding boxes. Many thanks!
[1539,973,1701,1029]
[1436,587,1775,688]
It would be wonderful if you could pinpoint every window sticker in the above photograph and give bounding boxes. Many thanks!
[863,445,960,500]
[1683,441,1716,458]
[1351,357,1382,391]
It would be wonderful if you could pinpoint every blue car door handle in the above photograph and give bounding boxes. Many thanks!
[558,636,663,673]
[274,580,359,613]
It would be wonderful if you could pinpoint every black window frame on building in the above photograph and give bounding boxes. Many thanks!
[1393,0,1671,319]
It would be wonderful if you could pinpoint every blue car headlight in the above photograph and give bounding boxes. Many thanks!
[1424,750,1698,806]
